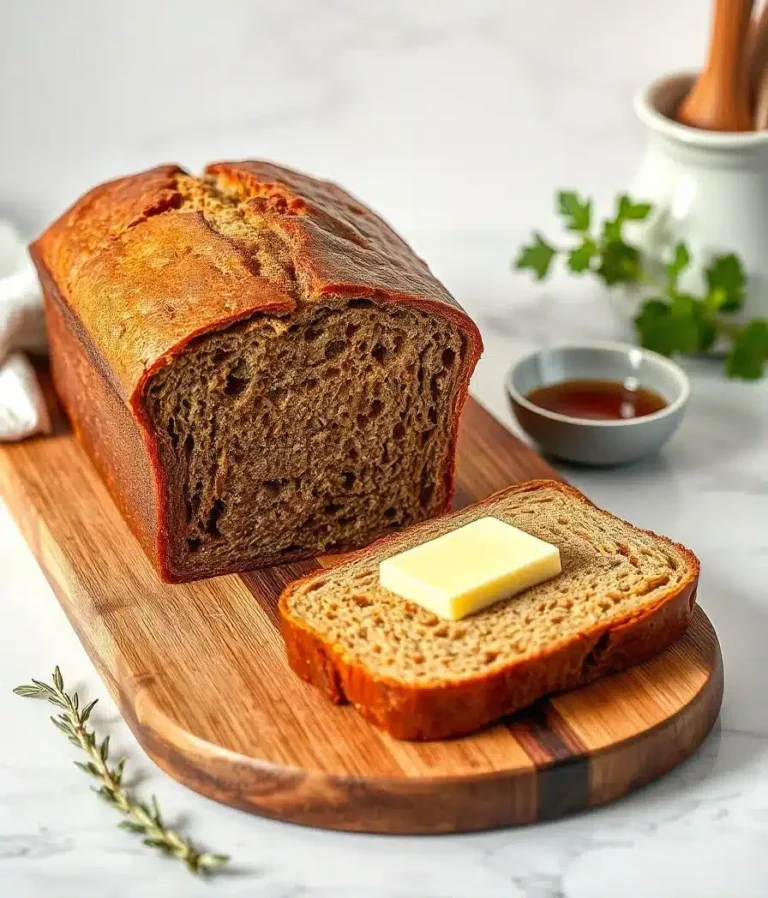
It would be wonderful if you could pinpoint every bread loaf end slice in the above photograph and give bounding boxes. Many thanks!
[279,480,700,740]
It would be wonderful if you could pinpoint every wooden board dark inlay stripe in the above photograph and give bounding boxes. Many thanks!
[0,368,723,833]
[508,705,591,820]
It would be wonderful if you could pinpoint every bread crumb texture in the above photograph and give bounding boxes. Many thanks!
[36,162,481,577]
[284,483,695,685]
[147,171,469,572]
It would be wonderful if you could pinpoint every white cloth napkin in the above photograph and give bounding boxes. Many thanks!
[0,220,50,441]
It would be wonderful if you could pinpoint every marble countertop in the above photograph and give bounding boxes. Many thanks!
[2,1,767,896]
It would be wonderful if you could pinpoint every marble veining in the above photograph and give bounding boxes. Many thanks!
[1,0,767,895]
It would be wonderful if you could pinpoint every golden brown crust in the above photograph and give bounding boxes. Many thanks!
[205,161,466,311]
[34,161,482,405]
[279,480,700,741]
[31,161,482,582]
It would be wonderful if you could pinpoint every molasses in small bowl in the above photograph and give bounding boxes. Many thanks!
[506,342,689,466]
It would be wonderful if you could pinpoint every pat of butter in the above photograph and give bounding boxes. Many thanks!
[379,517,561,621]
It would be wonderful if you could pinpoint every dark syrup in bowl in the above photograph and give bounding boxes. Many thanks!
[526,379,668,421]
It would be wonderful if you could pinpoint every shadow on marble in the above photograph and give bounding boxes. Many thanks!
[698,569,768,740]
[0,201,41,241]
[680,392,764,467]
[543,451,673,476]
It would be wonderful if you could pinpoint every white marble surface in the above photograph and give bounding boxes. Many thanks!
[2,1,768,895]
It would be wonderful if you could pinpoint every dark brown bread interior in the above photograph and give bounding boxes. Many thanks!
[31,161,482,581]
[146,299,466,574]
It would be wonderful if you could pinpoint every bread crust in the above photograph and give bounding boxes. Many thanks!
[279,480,700,741]
[30,162,482,582]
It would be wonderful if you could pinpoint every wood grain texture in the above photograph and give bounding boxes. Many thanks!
[0,378,723,833]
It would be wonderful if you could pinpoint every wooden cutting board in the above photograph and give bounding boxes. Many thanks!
[0,384,723,834]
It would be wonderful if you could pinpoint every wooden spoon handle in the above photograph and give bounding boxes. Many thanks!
[755,64,768,127]
[704,0,754,79]
[747,1,768,85]
[748,1,768,127]
[678,0,754,131]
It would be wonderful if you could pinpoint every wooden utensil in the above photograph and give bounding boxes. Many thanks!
[753,67,768,127]
[747,1,768,128]
[0,367,724,833]
[678,0,754,131]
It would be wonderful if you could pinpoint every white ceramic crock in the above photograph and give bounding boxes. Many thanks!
[628,72,768,324]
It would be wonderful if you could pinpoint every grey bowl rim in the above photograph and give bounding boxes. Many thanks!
[505,341,690,429]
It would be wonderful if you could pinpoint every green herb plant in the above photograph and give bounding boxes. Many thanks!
[14,668,229,876]
[515,191,768,379]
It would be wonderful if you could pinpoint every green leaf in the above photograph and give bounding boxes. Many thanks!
[601,195,652,248]
[634,299,688,356]
[113,756,127,786]
[144,838,173,854]
[13,684,48,698]
[670,294,717,353]
[134,803,153,826]
[665,243,691,292]
[50,716,72,735]
[118,820,148,834]
[151,795,163,826]
[93,785,116,804]
[597,241,642,285]
[726,320,768,379]
[617,195,652,222]
[74,761,102,778]
[635,294,718,356]
[705,254,746,313]
[80,698,98,723]
[198,853,230,869]
[100,736,110,763]
[601,218,621,243]
[52,667,64,693]
[567,238,596,273]
[557,190,592,232]
[515,233,557,280]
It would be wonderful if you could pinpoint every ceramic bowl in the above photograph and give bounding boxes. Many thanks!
[506,342,689,466]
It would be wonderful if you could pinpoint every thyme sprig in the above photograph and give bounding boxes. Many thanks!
[14,667,229,876]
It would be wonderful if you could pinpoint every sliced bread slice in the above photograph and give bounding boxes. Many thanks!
[279,480,700,741]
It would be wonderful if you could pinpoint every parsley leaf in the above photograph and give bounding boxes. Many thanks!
[567,238,597,273]
[617,195,652,222]
[665,243,690,293]
[635,294,716,356]
[597,240,642,285]
[726,320,768,379]
[635,299,695,356]
[557,191,591,233]
[704,254,745,314]
[514,190,763,379]
[602,195,652,244]
[601,217,622,244]
[670,293,717,352]
[514,233,556,280]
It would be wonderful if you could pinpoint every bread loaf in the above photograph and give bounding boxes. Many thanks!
[280,480,699,740]
[31,162,482,582]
